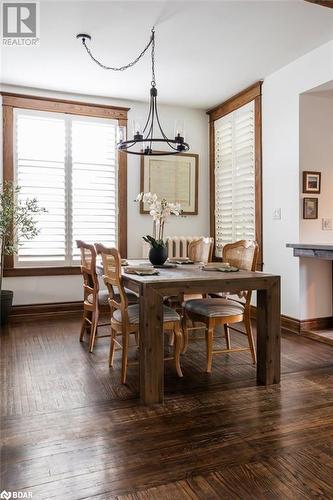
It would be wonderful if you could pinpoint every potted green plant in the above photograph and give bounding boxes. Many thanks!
[136,192,182,266]
[0,181,46,325]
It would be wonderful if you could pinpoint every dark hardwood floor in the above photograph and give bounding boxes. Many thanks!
[1,316,333,499]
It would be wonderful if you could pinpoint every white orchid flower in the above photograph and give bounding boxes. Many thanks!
[136,191,183,242]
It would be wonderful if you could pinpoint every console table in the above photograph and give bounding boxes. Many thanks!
[286,243,333,259]
[287,243,333,345]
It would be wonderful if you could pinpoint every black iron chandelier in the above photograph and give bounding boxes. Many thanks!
[76,28,190,156]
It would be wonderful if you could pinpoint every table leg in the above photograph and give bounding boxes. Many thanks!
[256,277,281,385]
[139,285,164,404]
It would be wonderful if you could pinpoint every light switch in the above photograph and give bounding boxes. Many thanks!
[322,218,332,231]
[273,208,281,220]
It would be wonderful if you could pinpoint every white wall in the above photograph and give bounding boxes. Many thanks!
[262,39,333,320]
[0,86,209,305]
[299,93,333,319]
[300,94,333,242]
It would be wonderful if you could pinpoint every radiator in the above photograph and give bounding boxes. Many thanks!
[142,236,205,259]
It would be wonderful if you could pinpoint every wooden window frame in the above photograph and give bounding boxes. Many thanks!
[2,92,129,277]
[207,81,263,270]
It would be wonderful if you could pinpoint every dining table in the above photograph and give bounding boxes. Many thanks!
[97,260,281,405]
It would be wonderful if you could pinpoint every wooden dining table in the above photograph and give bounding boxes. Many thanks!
[98,260,281,405]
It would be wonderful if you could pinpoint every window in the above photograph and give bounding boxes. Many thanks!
[14,109,117,267]
[214,101,255,255]
[208,82,262,268]
[2,93,128,275]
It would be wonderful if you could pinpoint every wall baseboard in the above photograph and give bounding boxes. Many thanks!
[250,305,333,335]
[301,316,333,332]
[9,301,84,323]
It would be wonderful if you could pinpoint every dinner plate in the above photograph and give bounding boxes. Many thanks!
[153,263,177,268]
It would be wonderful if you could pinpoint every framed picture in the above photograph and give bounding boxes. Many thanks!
[140,152,199,215]
[303,197,318,219]
[303,171,321,194]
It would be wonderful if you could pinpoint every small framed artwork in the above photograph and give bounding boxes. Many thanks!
[303,171,321,194]
[140,152,199,215]
[303,197,318,219]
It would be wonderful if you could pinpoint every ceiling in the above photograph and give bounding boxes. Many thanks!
[1,0,333,109]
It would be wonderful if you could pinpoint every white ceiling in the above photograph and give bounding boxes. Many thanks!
[1,0,333,109]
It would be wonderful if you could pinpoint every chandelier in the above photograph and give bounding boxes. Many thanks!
[76,28,190,156]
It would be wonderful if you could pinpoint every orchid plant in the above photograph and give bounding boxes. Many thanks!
[136,192,182,248]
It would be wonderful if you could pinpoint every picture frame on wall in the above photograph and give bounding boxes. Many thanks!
[140,152,199,215]
[303,197,318,219]
[302,171,321,194]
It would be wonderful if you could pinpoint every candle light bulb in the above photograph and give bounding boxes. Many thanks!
[117,125,126,144]
[174,119,185,142]
[132,119,143,140]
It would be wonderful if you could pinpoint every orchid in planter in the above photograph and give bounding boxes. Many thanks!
[136,192,182,265]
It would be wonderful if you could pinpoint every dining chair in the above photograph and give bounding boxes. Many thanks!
[188,237,214,264]
[76,240,138,353]
[182,240,259,372]
[76,240,111,353]
[95,243,183,384]
[166,237,214,310]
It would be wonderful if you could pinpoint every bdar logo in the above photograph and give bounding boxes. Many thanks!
[0,491,11,500]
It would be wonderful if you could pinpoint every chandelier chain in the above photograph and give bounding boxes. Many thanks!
[81,28,155,79]
[151,29,156,86]
[77,26,189,155]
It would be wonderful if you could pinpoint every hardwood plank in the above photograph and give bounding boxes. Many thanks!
[1,317,332,499]
[305,0,333,8]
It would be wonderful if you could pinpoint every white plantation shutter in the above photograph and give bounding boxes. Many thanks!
[214,101,255,257]
[71,117,117,261]
[14,109,118,267]
[15,110,67,265]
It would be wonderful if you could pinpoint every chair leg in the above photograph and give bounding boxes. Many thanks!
[224,323,231,350]
[205,324,214,373]
[121,327,129,384]
[168,331,175,346]
[109,328,116,367]
[244,315,256,364]
[181,313,189,353]
[173,323,183,378]
[89,310,99,353]
[134,330,139,348]
[79,309,89,342]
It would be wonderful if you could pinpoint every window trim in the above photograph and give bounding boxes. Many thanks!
[2,92,129,277]
[207,81,263,270]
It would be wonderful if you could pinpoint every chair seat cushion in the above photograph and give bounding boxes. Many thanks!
[112,304,180,325]
[87,288,138,306]
[185,298,245,318]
